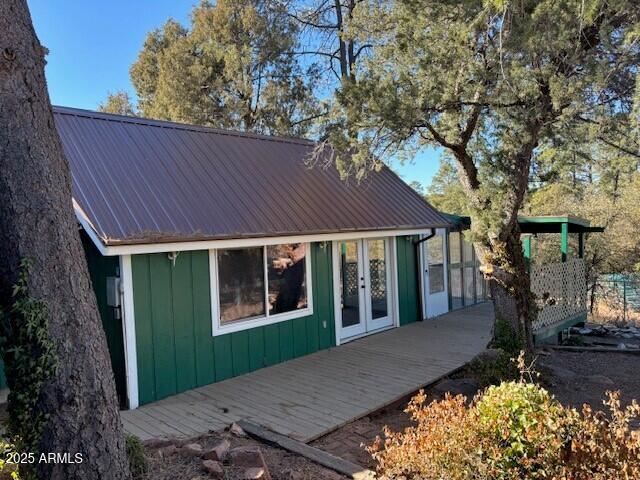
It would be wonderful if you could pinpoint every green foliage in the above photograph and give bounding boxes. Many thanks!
[0,441,20,480]
[369,360,640,479]
[425,157,471,216]
[130,0,318,136]
[125,435,148,480]
[492,317,522,355]
[475,382,565,476]
[457,351,519,388]
[98,91,137,116]
[0,259,57,460]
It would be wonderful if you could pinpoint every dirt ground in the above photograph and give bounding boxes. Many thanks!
[144,431,347,480]
[311,349,640,470]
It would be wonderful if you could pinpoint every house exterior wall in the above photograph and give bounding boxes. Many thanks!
[129,235,422,406]
[81,234,128,407]
[0,233,423,406]
[131,242,336,405]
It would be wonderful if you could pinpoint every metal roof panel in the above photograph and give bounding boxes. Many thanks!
[54,106,451,246]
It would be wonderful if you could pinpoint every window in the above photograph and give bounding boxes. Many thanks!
[450,267,463,309]
[217,247,265,324]
[464,266,475,305]
[463,238,475,264]
[449,232,461,264]
[427,236,445,294]
[212,243,312,334]
[267,244,307,315]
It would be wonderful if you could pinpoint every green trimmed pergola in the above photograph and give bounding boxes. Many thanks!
[444,213,604,263]
[519,215,605,263]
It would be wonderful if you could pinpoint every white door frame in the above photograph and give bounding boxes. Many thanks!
[332,237,398,345]
[420,228,450,319]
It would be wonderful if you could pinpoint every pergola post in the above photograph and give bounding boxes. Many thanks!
[561,222,569,262]
[578,232,584,258]
[523,234,532,268]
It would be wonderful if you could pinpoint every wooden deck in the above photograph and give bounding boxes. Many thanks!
[121,303,493,442]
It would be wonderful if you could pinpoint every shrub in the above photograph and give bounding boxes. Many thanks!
[0,441,20,480]
[125,434,148,480]
[368,355,640,480]
[456,350,519,388]
[474,382,567,479]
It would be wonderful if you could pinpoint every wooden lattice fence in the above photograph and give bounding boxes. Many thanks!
[530,258,587,332]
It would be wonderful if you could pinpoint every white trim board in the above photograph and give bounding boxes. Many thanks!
[119,255,139,409]
[76,208,435,257]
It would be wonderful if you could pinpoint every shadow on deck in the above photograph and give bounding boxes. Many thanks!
[122,302,494,442]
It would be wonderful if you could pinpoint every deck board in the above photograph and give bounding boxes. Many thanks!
[122,303,493,442]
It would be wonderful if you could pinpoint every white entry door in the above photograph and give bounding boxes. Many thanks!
[335,238,394,342]
[422,229,449,318]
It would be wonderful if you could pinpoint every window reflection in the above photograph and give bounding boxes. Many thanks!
[267,244,307,315]
[217,247,265,324]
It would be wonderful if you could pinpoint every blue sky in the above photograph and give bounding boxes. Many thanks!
[28,0,441,188]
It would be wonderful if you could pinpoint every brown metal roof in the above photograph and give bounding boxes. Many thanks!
[54,106,451,246]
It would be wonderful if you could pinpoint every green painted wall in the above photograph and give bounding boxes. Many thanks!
[396,235,420,325]
[82,234,128,407]
[132,242,336,405]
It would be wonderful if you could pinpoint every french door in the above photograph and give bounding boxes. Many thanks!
[334,238,394,341]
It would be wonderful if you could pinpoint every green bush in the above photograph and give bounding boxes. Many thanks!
[125,434,148,480]
[491,317,522,355]
[475,382,566,478]
[456,350,519,388]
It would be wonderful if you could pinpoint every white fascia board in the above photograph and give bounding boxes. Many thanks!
[75,208,108,256]
[90,228,434,256]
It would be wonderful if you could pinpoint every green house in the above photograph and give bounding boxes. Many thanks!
[38,107,474,410]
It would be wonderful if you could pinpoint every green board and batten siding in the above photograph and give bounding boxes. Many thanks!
[132,242,337,405]
[396,235,420,325]
[0,235,421,404]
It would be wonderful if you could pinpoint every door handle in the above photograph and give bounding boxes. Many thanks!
[361,285,366,289]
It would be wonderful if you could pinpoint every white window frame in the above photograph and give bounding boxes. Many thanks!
[209,243,313,336]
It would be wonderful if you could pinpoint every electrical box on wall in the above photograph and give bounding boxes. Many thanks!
[106,277,121,307]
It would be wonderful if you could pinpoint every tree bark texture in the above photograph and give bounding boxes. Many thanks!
[480,229,536,353]
[0,1,131,479]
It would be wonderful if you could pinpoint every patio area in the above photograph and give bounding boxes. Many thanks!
[121,302,493,443]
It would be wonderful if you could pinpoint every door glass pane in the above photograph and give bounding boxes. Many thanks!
[339,241,360,328]
[267,243,307,315]
[427,236,445,293]
[367,239,388,320]
[429,265,445,294]
[217,247,265,324]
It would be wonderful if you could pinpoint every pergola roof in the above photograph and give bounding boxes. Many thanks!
[443,213,605,234]
[518,215,605,234]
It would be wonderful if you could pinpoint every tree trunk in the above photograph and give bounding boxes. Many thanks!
[0,1,131,479]
[476,226,536,353]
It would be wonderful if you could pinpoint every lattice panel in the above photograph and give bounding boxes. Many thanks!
[530,258,587,332]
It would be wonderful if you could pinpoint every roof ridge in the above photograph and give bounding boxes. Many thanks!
[52,105,315,147]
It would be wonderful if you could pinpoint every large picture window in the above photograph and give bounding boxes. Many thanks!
[212,243,312,334]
